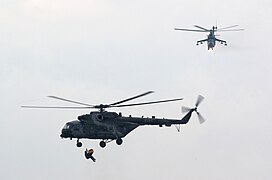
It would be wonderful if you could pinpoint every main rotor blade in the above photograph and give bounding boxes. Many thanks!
[111,98,183,108]
[194,25,209,31]
[21,105,93,109]
[217,29,244,32]
[174,28,206,32]
[48,96,94,107]
[217,25,239,31]
[195,95,204,107]
[110,91,154,106]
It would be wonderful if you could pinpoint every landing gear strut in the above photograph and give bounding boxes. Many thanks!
[76,139,82,147]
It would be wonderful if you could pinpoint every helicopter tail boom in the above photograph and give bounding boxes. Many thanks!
[179,108,195,124]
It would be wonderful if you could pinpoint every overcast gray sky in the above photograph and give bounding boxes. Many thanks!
[1,0,272,179]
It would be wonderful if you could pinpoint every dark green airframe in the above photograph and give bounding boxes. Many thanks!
[22,91,205,148]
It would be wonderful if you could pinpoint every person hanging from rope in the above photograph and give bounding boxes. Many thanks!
[84,148,96,162]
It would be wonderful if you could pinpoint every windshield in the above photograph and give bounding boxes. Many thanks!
[63,123,73,129]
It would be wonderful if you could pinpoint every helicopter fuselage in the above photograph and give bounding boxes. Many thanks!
[207,32,216,50]
[60,110,194,147]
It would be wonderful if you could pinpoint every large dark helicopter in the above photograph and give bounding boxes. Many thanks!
[21,91,205,148]
[174,25,244,50]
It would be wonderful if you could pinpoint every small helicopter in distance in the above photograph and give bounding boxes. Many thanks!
[21,91,205,148]
[174,25,244,50]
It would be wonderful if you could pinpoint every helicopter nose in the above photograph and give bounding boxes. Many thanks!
[60,129,72,138]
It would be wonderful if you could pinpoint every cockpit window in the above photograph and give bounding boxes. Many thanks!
[63,124,69,129]
[63,123,74,129]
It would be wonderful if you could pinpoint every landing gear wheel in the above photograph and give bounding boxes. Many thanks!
[99,141,106,148]
[76,142,82,147]
[116,138,123,145]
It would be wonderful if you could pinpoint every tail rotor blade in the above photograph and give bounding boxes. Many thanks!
[195,95,204,107]
[182,106,191,114]
[197,112,205,124]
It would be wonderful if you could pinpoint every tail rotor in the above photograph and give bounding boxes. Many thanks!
[182,95,205,124]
